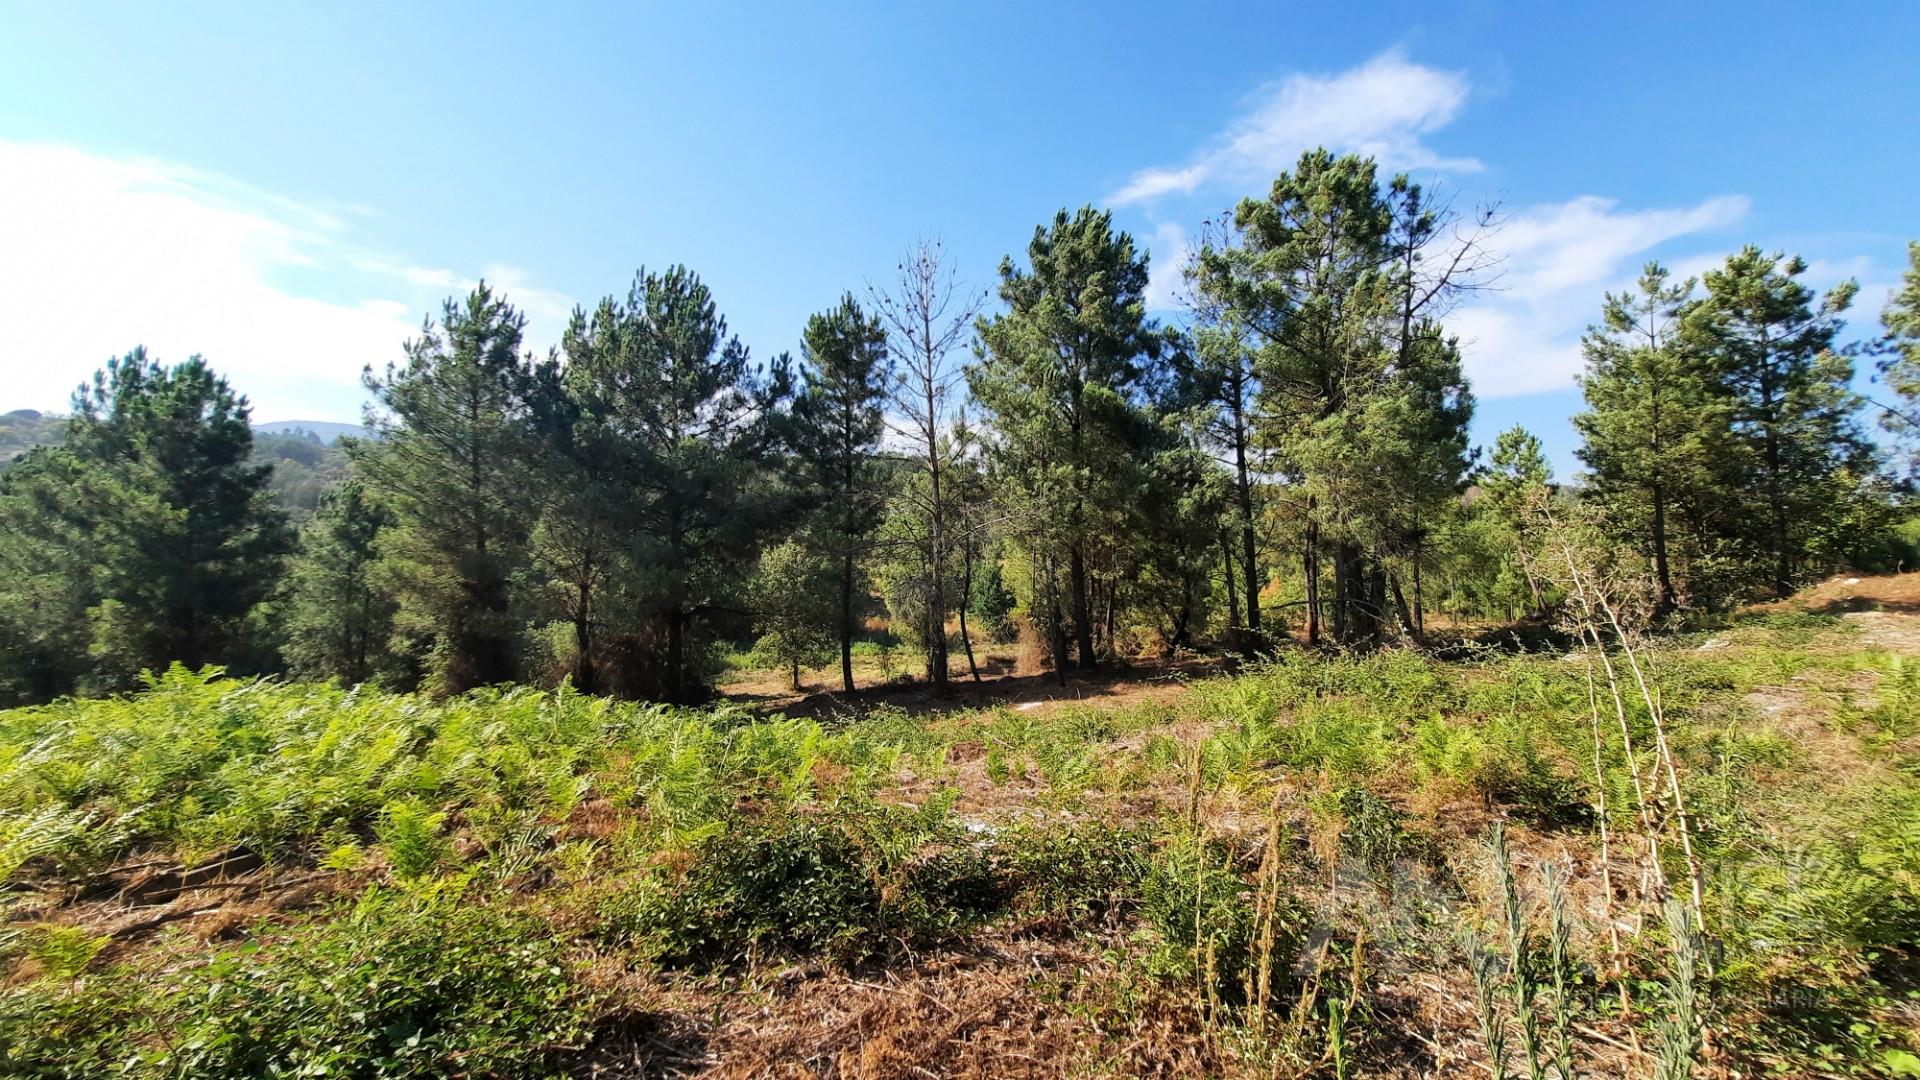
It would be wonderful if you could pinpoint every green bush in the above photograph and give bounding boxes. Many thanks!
[0,888,598,1079]
[1140,832,1305,1009]
[610,801,1004,967]
[1001,821,1149,927]
[166,888,597,1078]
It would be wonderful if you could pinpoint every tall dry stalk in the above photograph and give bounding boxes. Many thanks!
[1584,663,1632,1018]
[1522,490,1706,934]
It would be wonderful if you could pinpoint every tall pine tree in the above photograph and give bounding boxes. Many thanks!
[284,479,399,685]
[1685,248,1866,597]
[355,284,537,694]
[1574,262,1725,615]
[791,295,890,694]
[0,349,290,699]
[971,207,1172,669]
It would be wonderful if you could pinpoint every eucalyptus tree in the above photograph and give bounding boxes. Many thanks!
[970,206,1173,668]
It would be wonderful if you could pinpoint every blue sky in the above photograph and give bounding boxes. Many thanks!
[1,2,1914,476]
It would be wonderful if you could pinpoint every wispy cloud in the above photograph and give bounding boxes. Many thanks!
[1111,49,1478,207]
[0,140,570,422]
[1451,194,1750,397]
[1143,222,1192,311]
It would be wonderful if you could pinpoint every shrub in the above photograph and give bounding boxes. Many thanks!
[610,801,1003,967]
[165,888,597,1078]
[1001,821,1149,927]
[1140,832,1305,1009]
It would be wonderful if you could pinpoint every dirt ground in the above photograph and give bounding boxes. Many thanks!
[722,650,1232,721]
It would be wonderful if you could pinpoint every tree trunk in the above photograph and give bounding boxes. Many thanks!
[1764,423,1791,599]
[959,539,981,681]
[1220,530,1240,630]
[1389,572,1420,642]
[1068,541,1096,669]
[840,552,856,694]
[1304,520,1322,646]
[572,578,595,694]
[1047,590,1069,688]
[666,611,686,703]
[1411,546,1425,635]
[1651,482,1676,618]
[1235,429,1260,633]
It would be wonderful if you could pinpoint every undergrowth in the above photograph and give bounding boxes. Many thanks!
[1,615,1917,1076]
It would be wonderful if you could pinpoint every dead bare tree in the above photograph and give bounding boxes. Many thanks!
[868,238,984,695]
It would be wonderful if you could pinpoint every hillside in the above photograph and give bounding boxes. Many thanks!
[252,419,371,443]
[0,409,63,463]
[4,579,1918,1077]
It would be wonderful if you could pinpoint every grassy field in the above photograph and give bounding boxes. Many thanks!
[4,587,1920,1077]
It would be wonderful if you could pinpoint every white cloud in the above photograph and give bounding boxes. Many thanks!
[1144,222,1191,312]
[1111,49,1479,207]
[0,141,569,423]
[1452,194,1750,397]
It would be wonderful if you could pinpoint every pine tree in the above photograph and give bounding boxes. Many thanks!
[73,350,291,680]
[1574,263,1724,615]
[1685,248,1867,597]
[1482,425,1554,617]
[284,479,399,685]
[354,283,538,694]
[1176,214,1267,638]
[1873,241,1920,475]
[534,298,637,694]
[971,206,1172,670]
[1197,150,1484,646]
[791,295,890,693]
[0,349,290,698]
[0,448,107,704]
[579,266,791,702]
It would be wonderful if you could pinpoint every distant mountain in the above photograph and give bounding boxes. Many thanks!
[0,409,65,463]
[253,420,372,444]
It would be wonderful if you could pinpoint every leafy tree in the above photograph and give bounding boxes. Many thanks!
[1196,150,1484,645]
[971,206,1172,669]
[751,540,837,690]
[1574,263,1725,615]
[355,283,539,694]
[1685,248,1867,596]
[790,295,890,693]
[1873,241,1920,475]
[574,266,791,702]
[1481,425,1554,617]
[284,479,400,685]
[0,350,290,700]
